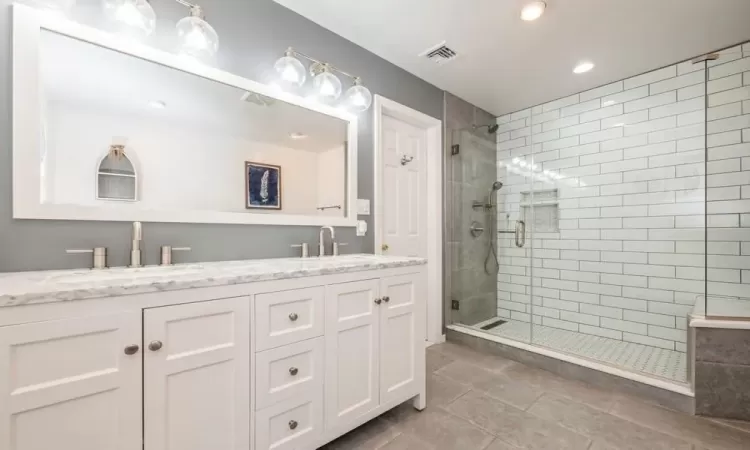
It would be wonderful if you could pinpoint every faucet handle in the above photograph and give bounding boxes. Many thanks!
[67,247,107,270]
[291,243,309,258]
[160,245,191,266]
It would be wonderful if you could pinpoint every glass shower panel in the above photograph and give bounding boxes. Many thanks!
[526,58,707,383]
[442,91,513,335]
[493,110,533,344]
[446,127,501,328]
[706,43,750,319]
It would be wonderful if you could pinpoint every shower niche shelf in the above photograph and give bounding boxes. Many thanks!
[520,188,558,233]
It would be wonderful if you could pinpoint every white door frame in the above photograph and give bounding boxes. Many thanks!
[373,95,444,344]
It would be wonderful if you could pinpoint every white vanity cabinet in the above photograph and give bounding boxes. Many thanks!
[0,312,143,450]
[0,298,250,450]
[0,260,426,450]
[323,274,424,432]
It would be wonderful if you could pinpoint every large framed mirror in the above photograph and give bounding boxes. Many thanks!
[12,4,358,227]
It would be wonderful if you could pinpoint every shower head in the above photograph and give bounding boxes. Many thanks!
[491,181,504,191]
[472,123,500,134]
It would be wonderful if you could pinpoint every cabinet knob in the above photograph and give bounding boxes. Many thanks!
[288,420,298,430]
[148,340,163,351]
[289,367,299,376]
[124,344,139,355]
[374,298,382,305]
[383,296,390,303]
[289,312,299,321]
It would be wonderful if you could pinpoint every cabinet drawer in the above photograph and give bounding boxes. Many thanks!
[255,286,325,351]
[255,337,324,410]
[255,391,323,450]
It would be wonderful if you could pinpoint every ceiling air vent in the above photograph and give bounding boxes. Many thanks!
[420,42,458,65]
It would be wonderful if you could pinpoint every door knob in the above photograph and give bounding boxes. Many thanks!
[383,296,390,303]
[148,340,163,351]
[124,344,139,355]
[288,420,298,430]
[289,367,299,376]
[374,298,382,305]
[289,312,299,321]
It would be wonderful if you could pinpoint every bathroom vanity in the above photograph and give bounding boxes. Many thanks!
[0,254,427,450]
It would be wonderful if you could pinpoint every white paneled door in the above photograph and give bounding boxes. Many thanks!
[143,298,250,450]
[381,115,428,257]
[324,279,380,431]
[0,312,142,450]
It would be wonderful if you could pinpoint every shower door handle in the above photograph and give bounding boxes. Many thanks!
[515,220,526,248]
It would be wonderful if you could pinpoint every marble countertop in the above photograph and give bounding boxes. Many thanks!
[0,254,426,307]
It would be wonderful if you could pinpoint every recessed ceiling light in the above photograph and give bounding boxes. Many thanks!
[573,62,595,74]
[521,1,546,21]
[148,100,166,109]
[289,132,308,140]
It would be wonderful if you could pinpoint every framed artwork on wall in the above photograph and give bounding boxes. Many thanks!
[245,161,281,210]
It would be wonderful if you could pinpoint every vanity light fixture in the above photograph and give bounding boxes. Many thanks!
[273,47,373,112]
[573,61,595,74]
[101,0,219,62]
[343,77,373,112]
[311,64,343,104]
[274,49,307,90]
[174,1,219,62]
[520,1,546,21]
[102,0,156,38]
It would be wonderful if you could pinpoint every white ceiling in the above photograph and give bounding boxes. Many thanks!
[274,0,750,115]
[41,30,347,152]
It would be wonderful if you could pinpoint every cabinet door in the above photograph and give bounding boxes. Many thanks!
[143,298,250,450]
[324,279,380,431]
[0,312,142,450]
[379,273,422,405]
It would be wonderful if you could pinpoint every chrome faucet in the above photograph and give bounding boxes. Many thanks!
[319,226,335,256]
[130,221,143,267]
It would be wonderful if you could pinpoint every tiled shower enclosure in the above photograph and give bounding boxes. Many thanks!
[446,42,750,385]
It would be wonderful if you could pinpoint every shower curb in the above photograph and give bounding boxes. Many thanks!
[446,328,695,414]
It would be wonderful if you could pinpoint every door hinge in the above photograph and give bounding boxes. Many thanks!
[451,144,460,156]
[451,300,460,310]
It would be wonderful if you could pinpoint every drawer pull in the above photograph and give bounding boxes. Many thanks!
[289,312,299,321]
[124,344,139,355]
[289,367,299,376]
[374,297,382,305]
[288,420,298,430]
[383,296,390,303]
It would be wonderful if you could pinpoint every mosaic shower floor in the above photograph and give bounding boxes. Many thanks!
[468,318,688,384]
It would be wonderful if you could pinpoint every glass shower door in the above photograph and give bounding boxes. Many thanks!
[705,43,750,319]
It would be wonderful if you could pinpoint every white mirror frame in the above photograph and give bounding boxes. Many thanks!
[12,4,359,227]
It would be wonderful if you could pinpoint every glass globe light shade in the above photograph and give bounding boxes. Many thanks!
[312,67,342,104]
[274,53,307,90]
[343,79,373,112]
[102,0,156,39]
[176,7,219,63]
[20,0,75,14]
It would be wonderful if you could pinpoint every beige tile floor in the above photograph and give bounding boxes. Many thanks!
[319,342,750,450]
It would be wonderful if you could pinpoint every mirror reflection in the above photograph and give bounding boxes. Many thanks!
[39,30,348,218]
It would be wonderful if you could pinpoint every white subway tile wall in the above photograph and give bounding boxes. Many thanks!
[495,45,750,352]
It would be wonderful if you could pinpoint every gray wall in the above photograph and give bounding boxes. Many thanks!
[0,0,443,272]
